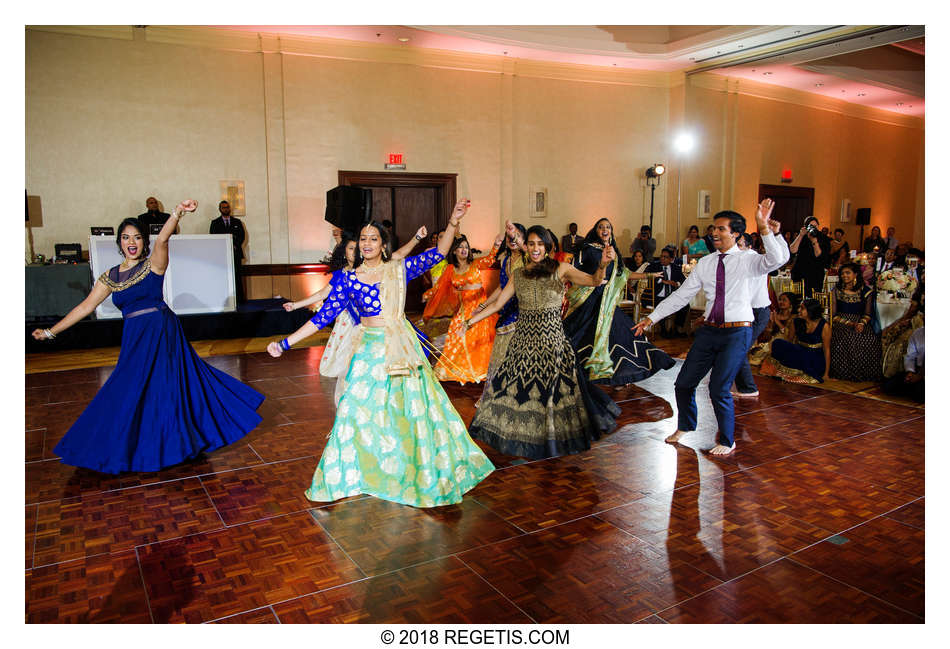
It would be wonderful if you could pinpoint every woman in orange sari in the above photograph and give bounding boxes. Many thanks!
[423,232,504,383]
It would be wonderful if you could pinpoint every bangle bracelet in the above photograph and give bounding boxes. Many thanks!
[280,338,291,351]
[44,328,55,339]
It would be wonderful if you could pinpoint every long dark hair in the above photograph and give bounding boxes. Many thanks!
[780,291,802,312]
[800,298,824,321]
[839,262,865,289]
[501,222,527,268]
[116,217,150,259]
[582,218,623,263]
[447,235,471,269]
[329,236,356,271]
[352,221,392,267]
[521,225,559,279]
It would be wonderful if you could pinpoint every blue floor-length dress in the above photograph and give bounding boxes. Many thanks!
[52,259,265,474]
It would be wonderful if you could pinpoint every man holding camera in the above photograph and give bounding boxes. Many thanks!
[790,216,831,297]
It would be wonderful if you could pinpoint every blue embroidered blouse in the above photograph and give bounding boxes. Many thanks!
[309,249,445,330]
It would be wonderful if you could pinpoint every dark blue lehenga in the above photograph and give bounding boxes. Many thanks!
[563,243,675,386]
[52,260,265,474]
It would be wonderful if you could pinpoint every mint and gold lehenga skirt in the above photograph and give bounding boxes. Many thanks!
[305,327,495,508]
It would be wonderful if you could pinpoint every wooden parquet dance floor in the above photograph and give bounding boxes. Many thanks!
[25,344,924,624]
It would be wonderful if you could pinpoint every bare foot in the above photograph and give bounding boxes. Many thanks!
[665,430,688,444]
[709,443,736,456]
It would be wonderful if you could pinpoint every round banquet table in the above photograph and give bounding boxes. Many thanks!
[875,295,912,330]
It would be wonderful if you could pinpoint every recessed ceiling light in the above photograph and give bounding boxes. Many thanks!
[909,105,914,108]
[841,90,846,93]
[763,71,772,75]
[815,83,824,87]
[397,37,410,42]
[857,92,867,97]
[738,45,744,48]
[897,102,904,106]
[794,30,801,34]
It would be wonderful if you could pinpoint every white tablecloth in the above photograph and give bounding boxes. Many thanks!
[876,296,912,330]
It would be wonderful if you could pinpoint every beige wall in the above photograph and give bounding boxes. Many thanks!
[26,29,271,262]
[25,27,924,302]
[675,75,924,250]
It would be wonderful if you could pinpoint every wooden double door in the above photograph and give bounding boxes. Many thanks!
[758,184,816,233]
[339,171,457,312]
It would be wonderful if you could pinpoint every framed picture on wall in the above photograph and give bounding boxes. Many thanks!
[698,190,712,219]
[529,186,547,218]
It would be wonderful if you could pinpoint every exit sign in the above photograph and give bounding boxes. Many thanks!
[385,153,406,170]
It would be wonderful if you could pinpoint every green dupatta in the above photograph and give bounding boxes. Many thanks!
[584,257,629,380]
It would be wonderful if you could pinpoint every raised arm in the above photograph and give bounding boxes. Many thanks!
[32,280,113,341]
[475,234,504,270]
[151,199,197,273]
[392,226,427,261]
[742,199,788,275]
[437,200,470,257]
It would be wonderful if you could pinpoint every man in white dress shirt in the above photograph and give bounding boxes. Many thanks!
[633,199,788,455]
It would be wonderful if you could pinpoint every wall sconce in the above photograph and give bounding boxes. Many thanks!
[219,180,246,216]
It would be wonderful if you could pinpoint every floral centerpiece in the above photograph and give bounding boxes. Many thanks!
[877,269,917,297]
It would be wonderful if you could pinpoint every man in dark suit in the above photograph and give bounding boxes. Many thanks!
[138,196,175,232]
[210,200,247,303]
[561,222,581,256]
[646,247,688,336]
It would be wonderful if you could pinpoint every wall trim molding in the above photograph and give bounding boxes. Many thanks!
[27,25,675,88]
[689,72,923,130]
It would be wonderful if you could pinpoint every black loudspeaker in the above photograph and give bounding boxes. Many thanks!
[325,185,372,235]
[855,207,871,225]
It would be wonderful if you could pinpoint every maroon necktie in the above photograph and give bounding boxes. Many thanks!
[709,253,726,324]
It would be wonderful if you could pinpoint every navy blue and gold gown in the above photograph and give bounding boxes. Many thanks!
[563,243,675,386]
[53,259,265,474]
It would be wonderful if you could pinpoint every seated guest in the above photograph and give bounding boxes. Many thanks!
[630,225,657,262]
[881,268,924,378]
[884,226,900,251]
[829,228,849,258]
[862,225,886,254]
[759,298,830,384]
[878,247,899,274]
[749,291,801,365]
[701,224,716,254]
[681,224,709,257]
[881,326,924,403]
[829,262,882,382]
[629,249,649,273]
[646,246,688,336]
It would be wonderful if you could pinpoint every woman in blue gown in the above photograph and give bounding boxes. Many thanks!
[563,218,675,386]
[31,200,264,474]
[759,298,831,384]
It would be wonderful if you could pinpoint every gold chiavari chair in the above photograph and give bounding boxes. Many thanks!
[812,290,832,321]
[775,276,805,298]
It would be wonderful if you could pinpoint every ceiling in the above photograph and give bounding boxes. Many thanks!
[214,25,925,117]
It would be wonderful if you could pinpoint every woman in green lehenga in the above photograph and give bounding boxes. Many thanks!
[267,201,494,508]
